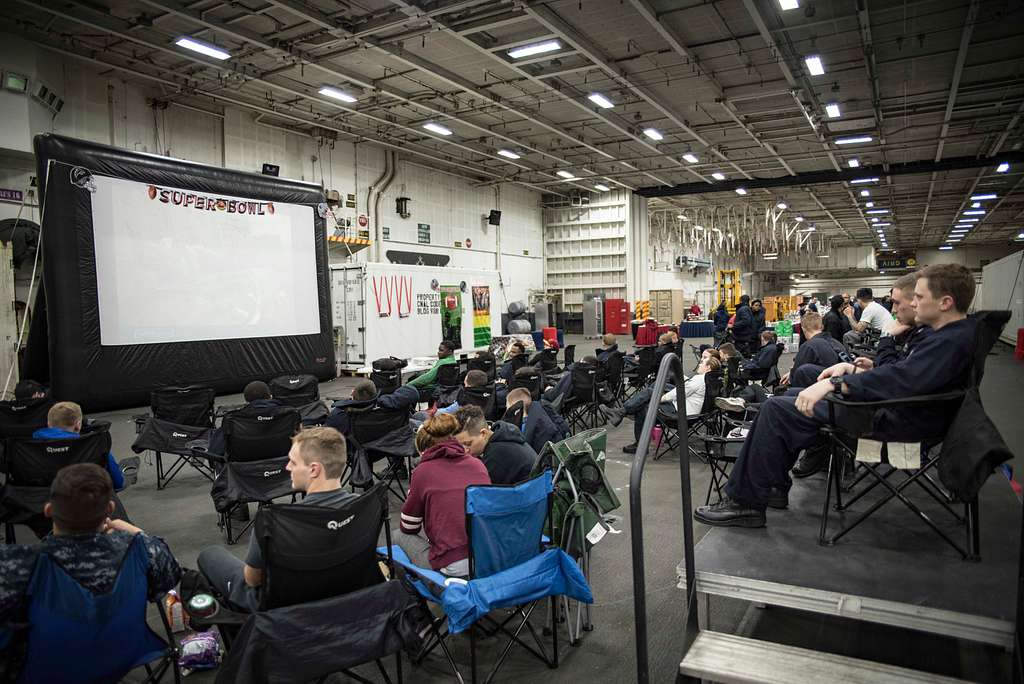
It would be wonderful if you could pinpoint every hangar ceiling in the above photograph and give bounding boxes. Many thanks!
[4,0,1023,249]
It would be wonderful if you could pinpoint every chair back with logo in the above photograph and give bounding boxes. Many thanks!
[458,385,496,418]
[6,429,112,487]
[700,371,725,415]
[510,367,544,401]
[256,484,388,610]
[436,362,462,389]
[223,405,301,463]
[150,386,215,428]
[467,354,496,381]
[348,405,413,458]
[0,395,54,439]
[465,472,552,579]
[269,374,320,407]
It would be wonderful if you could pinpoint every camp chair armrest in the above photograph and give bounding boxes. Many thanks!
[192,445,225,463]
[825,390,965,408]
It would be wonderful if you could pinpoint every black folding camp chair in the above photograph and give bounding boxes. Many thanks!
[561,362,603,433]
[132,386,216,490]
[818,311,1012,560]
[654,371,724,462]
[345,404,416,502]
[622,346,656,399]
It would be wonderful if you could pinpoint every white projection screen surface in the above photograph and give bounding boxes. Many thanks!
[90,175,320,345]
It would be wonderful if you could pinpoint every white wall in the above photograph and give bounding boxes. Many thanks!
[0,37,545,309]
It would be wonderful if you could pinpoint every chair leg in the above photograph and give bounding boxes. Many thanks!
[818,449,838,546]
[966,498,981,561]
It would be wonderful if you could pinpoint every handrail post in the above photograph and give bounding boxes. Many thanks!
[629,353,697,683]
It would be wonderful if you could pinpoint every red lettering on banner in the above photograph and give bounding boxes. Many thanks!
[372,276,392,318]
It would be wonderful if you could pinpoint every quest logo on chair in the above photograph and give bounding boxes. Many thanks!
[257,416,273,421]
[263,469,283,478]
[46,446,70,453]
[326,515,354,530]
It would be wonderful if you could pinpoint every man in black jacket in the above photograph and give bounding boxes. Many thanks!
[739,331,781,380]
[325,380,419,436]
[731,295,756,354]
[208,381,283,455]
[781,312,849,386]
[454,406,536,485]
[502,388,568,454]
[821,294,852,343]
[750,299,767,334]
[696,264,978,528]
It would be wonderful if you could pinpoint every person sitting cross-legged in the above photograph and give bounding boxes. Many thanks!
[454,405,537,485]
[34,401,125,491]
[398,414,490,576]
[779,312,849,387]
[196,426,357,612]
[694,264,978,528]
[0,463,181,677]
[601,355,722,454]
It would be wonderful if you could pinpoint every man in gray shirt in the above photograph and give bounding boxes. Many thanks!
[197,426,356,612]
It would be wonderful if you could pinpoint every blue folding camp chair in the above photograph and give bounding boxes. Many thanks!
[7,533,180,683]
[384,471,593,684]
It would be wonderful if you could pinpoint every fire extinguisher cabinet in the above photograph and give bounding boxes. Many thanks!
[604,298,631,334]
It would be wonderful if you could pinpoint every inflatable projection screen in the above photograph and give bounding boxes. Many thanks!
[26,135,334,411]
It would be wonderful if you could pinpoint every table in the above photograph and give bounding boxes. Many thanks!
[678,321,715,338]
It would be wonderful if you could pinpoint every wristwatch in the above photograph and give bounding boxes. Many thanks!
[829,375,845,394]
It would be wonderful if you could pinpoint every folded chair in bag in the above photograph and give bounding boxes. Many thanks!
[198,484,426,684]
[205,404,301,544]
[1,428,114,543]
[372,357,408,395]
[818,311,1012,560]
[269,374,327,425]
[384,472,593,684]
[132,385,216,490]
[3,533,180,683]
[533,429,620,643]
[344,404,416,501]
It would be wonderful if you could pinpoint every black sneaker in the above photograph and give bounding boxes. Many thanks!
[622,442,637,454]
[766,487,789,510]
[694,498,766,528]
[598,405,624,427]
[792,448,828,478]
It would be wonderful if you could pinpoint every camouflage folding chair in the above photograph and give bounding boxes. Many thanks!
[532,428,621,644]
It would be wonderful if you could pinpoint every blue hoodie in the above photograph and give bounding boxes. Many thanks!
[32,427,125,490]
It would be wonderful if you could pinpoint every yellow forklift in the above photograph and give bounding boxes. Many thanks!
[716,269,741,313]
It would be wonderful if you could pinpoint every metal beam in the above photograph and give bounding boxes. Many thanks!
[635,152,1024,198]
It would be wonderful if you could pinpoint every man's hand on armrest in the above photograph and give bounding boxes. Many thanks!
[817,362,855,381]
[243,565,263,588]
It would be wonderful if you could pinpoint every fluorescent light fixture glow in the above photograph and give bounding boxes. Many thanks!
[804,55,825,76]
[848,158,860,168]
[939,245,954,250]
[776,202,788,209]
[825,102,841,118]
[971,202,981,209]
[801,226,816,232]
[871,218,879,223]
[507,40,561,60]
[763,256,779,260]
[947,238,962,242]
[874,222,891,227]
[950,229,968,234]
[735,188,748,195]
[422,122,453,136]
[971,194,997,200]
[865,202,874,207]
[960,218,979,223]
[711,172,726,181]
[643,128,664,141]
[1017,232,1024,239]
[996,162,1009,173]
[836,136,873,145]
[962,210,985,215]
[587,92,614,109]
[556,170,575,179]
[676,214,687,220]
[860,190,870,197]
[175,36,230,60]
[851,177,880,184]
[818,254,831,258]
[866,209,889,214]
[594,184,611,192]
[318,86,357,103]
[779,0,800,9]
[682,153,699,164]
[794,216,805,222]
[497,149,521,159]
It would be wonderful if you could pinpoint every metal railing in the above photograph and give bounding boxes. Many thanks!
[628,353,699,683]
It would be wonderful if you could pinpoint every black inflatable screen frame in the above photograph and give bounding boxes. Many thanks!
[27,134,334,411]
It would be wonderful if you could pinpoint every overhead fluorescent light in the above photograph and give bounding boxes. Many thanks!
[175,36,230,60]
[950,230,968,234]
[860,190,870,197]
[947,238,962,242]
[507,40,561,60]
[643,128,664,141]
[676,214,687,220]
[866,209,889,214]
[804,55,825,76]
[763,256,779,260]
[874,222,891,227]
[801,225,816,232]
[556,170,575,179]
[971,202,981,208]
[865,202,875,207]
[587,92,615,109]
[735,188,748,195]
[794,216,805,222]
[871,218,879,223]
[423,122,453,136]
[682,153,699,164]
[825,102,841,118]
[851,177,880,184]
[971,194,997,200]
[594,183,611,192]
[962,210,985,215]
[996,162,1009,173]
[848,158,860,168]
[954,224,972,229]
[711,172,726,181]
[497,149,521,159]
[779,0,800,9]
[1016,231,1024,239]
[836,136,873,145]
[939,245,954,251]
[959,218,979,222]
[318,86,357,103]
[818,254,830,258]
[776,202,788,209]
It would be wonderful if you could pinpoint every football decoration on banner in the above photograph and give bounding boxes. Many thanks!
[358,215,368,227]
[465,238,472,248]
